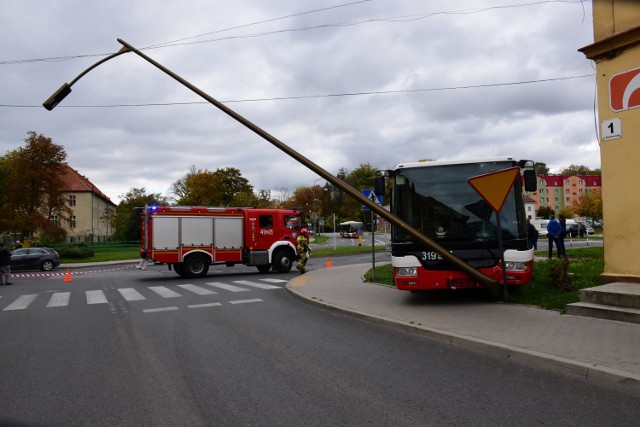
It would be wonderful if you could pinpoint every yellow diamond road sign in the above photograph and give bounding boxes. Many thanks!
[467,167,520,212]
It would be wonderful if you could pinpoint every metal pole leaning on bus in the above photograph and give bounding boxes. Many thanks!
[42,38,499,294]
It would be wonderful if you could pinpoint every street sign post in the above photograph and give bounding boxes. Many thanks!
[467,167,520,299]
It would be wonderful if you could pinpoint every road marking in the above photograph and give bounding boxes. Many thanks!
[178,284,216,295]
[86,290,108,304]
[233,280,281,290]
[290,275,310,288]
[229,299,262,305]
[3,294,38,311]
[259,278,288,283]
[47,292,70,308]
[188,302,222,309]
[205,282,250,292]
[118,288,146,302]
[149,286,182,298]
[143,307,179,313]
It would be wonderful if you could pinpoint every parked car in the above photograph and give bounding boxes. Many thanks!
[10,247,61,271]
[566,221,594,238]
[580,221,595,235]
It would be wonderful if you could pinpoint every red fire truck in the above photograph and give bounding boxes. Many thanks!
[140,206,306,278]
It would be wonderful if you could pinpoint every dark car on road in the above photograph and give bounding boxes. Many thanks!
[568,223,588,238]
[10,247,61,271]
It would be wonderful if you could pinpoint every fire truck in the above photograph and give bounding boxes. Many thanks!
[140,206,306,278]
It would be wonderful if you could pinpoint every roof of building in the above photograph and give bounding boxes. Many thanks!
[538,175,602,187]
[59,164,116,206]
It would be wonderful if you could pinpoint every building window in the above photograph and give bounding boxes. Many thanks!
[50,214,59,227]
[69,195,76,206]
[565,189,570,194]
[70,215,76,229]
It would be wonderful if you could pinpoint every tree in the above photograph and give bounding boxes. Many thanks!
[271,187,292,208]
[573,189,603,220]
[340,163,381,227]
[558,165,601,176]
[534,162,550,175]
[0,132,69,239]
[289,186,316,216]
[171,166,253,206]
[112,188,169,241]
[536,206,555,219]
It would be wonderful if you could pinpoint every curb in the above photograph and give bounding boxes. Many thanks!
[286,273,640,395]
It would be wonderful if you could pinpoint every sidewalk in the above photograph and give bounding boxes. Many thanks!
[287,264,640,394]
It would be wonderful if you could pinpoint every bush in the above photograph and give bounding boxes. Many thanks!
[55,245,95,259]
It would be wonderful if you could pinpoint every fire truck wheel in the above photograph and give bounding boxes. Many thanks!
[272,250,294,273]
[173,263,186,277]
[183,254,210,278]
[256,264,271,273]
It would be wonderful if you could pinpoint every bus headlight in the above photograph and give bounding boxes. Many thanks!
[396,267,417,277]
[504,261,527,271]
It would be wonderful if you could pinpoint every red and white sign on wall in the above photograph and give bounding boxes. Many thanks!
[610,67,640,112]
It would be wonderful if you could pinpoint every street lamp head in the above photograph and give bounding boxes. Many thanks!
[43,83,72,111]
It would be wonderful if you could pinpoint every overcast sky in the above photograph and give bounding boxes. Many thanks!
[1,0,597,203]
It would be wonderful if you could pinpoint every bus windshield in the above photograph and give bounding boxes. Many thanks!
[393,161,526,249]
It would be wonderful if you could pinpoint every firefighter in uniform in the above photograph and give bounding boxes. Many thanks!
[296,228,311,274]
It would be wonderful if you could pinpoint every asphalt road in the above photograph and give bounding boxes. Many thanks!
[0,255,636,426]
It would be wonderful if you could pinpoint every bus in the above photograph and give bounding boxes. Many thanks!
[388,157,536,291]
[339,221,363,238]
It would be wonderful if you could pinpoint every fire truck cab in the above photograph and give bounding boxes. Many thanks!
[141,206,305,278]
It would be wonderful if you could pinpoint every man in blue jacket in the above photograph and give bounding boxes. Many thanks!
[546,215,564,259]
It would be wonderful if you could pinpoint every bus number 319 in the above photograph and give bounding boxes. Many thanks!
[421,251,442,261]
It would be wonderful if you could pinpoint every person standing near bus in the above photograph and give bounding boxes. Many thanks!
[546,216,563,259]
[558,214,567,257]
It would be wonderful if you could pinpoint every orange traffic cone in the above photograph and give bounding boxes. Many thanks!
[64,268,73,282]
[326,257,332,269]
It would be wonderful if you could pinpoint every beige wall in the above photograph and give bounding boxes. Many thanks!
[65,192,115,242]
[581,1,640,281]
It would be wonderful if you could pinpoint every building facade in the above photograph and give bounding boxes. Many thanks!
[580,1,640,283]
[525,175,602,215]
[58,164,116,243]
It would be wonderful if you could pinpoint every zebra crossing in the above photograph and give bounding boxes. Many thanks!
[0,278,289,313]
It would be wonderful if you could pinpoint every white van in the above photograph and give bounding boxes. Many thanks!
[530,219,548,236]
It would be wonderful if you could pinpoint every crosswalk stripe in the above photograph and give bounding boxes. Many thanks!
[233,280,281,290]
[205,282,250,292]
[4,294,38,311]
[47,292,70,308]
[188,302,222,309]
[143,307,179,313]
[118,288,146,302]
[178,284,216,295]
[149,286,182,298]
[86,290,108,304]
[259,278,288,283]
[229,299,263,305]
